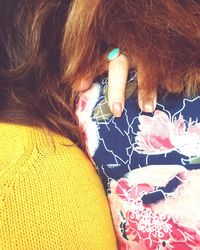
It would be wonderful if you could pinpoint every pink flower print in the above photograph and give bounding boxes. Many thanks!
[110,178,173,249]
[76,84,101,156]
[169,242,193,250]
[115,179,153,202]
[109,168,200,250]
[135,110,175,155]
[171,117,200,157]
[125,208,174,249]
[125,206,200,250]
[135,110,200,157]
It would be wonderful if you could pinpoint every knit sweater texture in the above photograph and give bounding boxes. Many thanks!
[0,123,117,250]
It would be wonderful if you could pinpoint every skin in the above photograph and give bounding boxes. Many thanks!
[79,54,156,116]
[79,54,129,117]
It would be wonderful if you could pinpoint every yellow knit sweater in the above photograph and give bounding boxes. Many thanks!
[0,123,117,250]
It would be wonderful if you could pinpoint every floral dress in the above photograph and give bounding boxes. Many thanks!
[76,71,200,250]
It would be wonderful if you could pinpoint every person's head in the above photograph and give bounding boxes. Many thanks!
[0,0,86,148]
[63,0,200,101]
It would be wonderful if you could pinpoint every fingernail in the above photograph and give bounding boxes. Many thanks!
[141,101,155,113]
[112,102,123,117]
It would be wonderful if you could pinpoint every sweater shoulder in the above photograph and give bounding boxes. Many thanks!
[0,123,117,249]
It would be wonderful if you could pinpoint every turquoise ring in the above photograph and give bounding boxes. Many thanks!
[107,48,121,62]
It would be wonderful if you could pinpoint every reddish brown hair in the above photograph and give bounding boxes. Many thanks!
[2,0,200,148]
[63,0,200,100]
[0,0,86,148]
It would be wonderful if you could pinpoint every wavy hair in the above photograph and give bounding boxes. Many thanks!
[63,0,200,100]
[0,0,86,148]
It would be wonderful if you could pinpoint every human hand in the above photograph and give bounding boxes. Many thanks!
[78,53,129,117]
[78,51,156,117]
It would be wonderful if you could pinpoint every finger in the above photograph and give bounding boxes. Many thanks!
[138,89,157,112]
[77,57,108,92]
[77,76,93,92]
[108,54,129,117]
